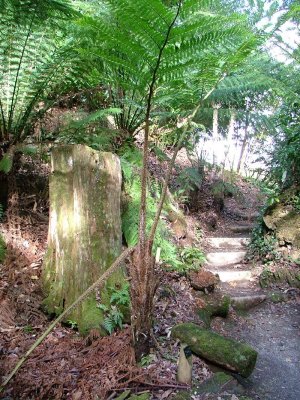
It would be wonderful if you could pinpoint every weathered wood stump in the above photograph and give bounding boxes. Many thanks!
[42,145,125,334]
[172,323,257,377]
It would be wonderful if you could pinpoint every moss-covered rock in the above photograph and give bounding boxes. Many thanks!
[259,267,300,289]
[172,372,243,399]
[263,188,300,251]
[195,372,235,394]
[172,323,257,378]
[189,270,220,292]
[196,294,230,327]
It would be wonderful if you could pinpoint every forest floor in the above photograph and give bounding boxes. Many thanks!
[0,152,299,400]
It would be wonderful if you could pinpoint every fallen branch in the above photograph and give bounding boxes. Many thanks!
[0,246,135,392]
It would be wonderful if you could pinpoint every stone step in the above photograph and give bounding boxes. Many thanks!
[224,206,259,222]
[208,268,253,283]
[228,224,254,234]
[207,237,249,250]
[206,251,247,267]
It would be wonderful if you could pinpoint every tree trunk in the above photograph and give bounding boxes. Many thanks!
[212,103,221,167]
[222,108,236,175]
[237,110,249,174]
[42,144,125,335]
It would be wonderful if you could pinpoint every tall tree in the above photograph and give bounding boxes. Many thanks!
[76,0,260,358]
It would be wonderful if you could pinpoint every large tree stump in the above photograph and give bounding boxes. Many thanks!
[42,145,124,334]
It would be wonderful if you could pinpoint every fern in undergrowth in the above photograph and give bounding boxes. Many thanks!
[0,155,13,174]
[98,283,130,334]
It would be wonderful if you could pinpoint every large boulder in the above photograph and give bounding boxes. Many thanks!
[189,269,219,292]
[263,188,300,255]
[172,323,257,377]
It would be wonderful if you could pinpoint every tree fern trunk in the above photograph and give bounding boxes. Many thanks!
[237,110,249,173]
[212,103,220,167]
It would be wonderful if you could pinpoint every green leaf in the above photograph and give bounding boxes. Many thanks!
[0,155,13,173]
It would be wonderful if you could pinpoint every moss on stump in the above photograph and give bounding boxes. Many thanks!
[42,145,125,334]
[172,323,257,378]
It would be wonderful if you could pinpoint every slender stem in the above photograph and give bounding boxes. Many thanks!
[138,1,182,257]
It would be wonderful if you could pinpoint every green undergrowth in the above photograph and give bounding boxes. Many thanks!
[212,179,243,201]
[179,246,206,271]
[0,235,5,264]
[120,146,206,273]
[247,222,281,262]
[98,283,131,334]
[120,146,181,269]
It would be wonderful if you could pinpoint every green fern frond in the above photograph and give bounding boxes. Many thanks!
[76,0,259,132]
[0,155,13,173]
[110,287,130,306]
[103,316,114,334]
[0,234,6,264]
[0,0,89,143]
[120,146,179,267]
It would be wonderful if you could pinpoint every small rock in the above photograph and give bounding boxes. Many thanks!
[72,391,82,400]
[189,269,219,292]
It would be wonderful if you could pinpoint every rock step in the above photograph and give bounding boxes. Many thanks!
[206,251,247,267]
[214,269,253,283]
[207,237,249,249]
[218,284,262,296]
[228,224,254,234]
[224,206,259,222]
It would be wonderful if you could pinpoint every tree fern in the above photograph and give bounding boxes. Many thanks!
[77,0,259,133]
[0,0,87,144]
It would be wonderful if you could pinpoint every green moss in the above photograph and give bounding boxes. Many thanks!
[128,394,150,400]
[172,323,257,378]
[172,392,190,400]
[196,295,230,328]
[195,372,233,394]
[78,297,106,335]
[268,292,285,303]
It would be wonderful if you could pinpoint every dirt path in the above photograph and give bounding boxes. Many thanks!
[203,199,300,400]
[233,300,300,400]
